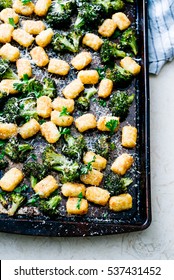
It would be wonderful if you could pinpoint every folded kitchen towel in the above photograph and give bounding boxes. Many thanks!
[148,0,174,74]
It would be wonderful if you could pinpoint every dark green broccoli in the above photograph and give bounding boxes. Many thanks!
[94,135,109,159]
[125,0,134,3]
[106,64,133,86]
[13,75,43,97]
[52,30,82,53]
[100,40,126,63]
[46,0,76,27]
[0,0,12,10]
[69,30,83,52]
[74,2,103,30]
[0,192,7,207]
[42,146,80,183]
[39,195,62,216]
[14,75,56,99]
[92,0,124,14]
[23,161,49,188]
[109,91,135,120]
[4,137,33,163]
[0,158,9,169]
[119,28,138,55]
[8,193,26,216]
[108,0,124,11]
[0,92,7,104]
[2,95,38,124]
[2,97,19,123]
[0,59,17,80]
[96,66,107,79]
[18,95,38,122]
[62,134,86,160]
[42,77,57,99]
[104,174,133,196]
[76,87,97,111]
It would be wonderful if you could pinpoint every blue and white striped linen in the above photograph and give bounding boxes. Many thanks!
[148,0,174,74]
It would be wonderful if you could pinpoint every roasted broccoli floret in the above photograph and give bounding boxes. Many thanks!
[42,77,57,99]
[23,161,49,188]
[76,0,89,6]
[62,134,86,160]
[125,0,134,3]
[76,87,97,111]
[104,174,133,196]
[42,146,80,183]
[8,193,25,216]
[108,0,125,11]
[5,137,33,163]
[92,0,124,14]
[18,95,38,122]
[106,64,133,86]
[0,92,8,104]
[0,0,12,10]
[46,0,76,27]
[0,192,7,207]
[52,30,82,53]
[14,75,56,100]
[0,158,9,169]
[13,75,43,97]
[0,59,10,77]
[69,30,83,52]
[0,59,17,80]
[119,28,138,55]
[94,135,109,159]
[2,94,37,124]
[100,40,126,63]
[109,91,135,120]
[74,2,103,30]
[39,195,62,216]
[3,97,19,123]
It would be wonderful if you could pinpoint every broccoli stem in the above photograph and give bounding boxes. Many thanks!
[121,178,133,187]
[0,194,7,207]
[74,15,84,29]
[114,49,126,58]
[46,195,61,209]
[30,175,38,188]
[8,194,25,216]
[128,94,135,104]
[85,87,97,100]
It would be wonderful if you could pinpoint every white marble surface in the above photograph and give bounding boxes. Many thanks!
[0,61,174,260]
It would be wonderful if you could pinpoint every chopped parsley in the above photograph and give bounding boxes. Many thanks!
[105,119,119,135]
[59,127,71,135]
[0,150,5,160]
[8,18,16,27]
[26,194,40,206]
[13,184,29,194]
[39,119,46,125]
[59,107,70,117]
[31,153,37,161]
[21,0,32,4]
[110,143,116,150]
[0,140,6,148]
[96,67,107,80]
[76,192,83,210]
[80,156,96,175]
[98,99,107,107]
